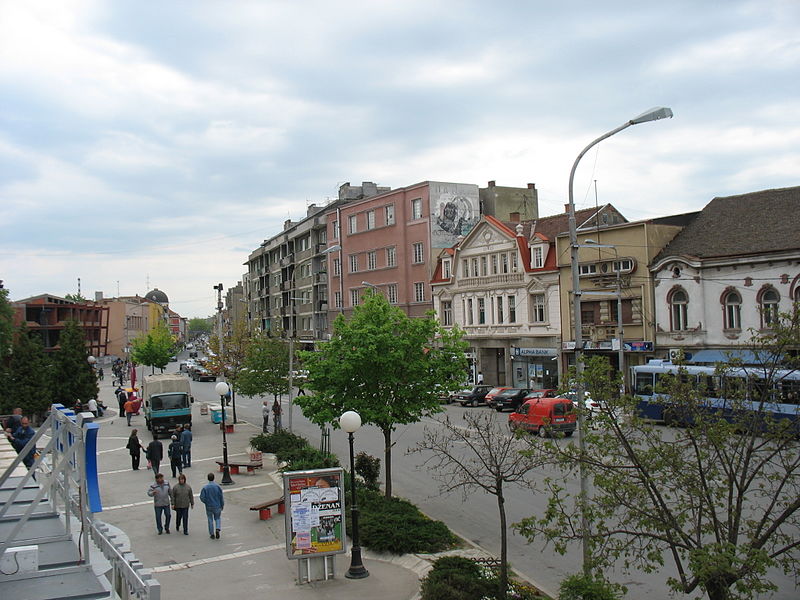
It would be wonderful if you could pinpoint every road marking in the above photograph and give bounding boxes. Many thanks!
[98,455,235,475]
[150,544,283,573]
[102,481,276,510]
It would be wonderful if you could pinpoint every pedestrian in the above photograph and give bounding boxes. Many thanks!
[170,473,194,535]
[124,397,136,426]
[99,368,104,381]
[146,438,163,475]
[261,400,270,433]
[168,435,183,478]
[87,398,99,418]
[6,416,36,469]
[272,399,282,432]
[200,472,224,539]
[147,473,171,534]
[180,424,192,468]
[126,429,144,470]
[3,407,23,432]
[477,371,484,384]
[115,387,126,415]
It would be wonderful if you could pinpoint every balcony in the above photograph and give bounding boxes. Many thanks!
[279,254,295,268]
[456,273,525,288]
[314,272,328,284]
[281,280,293,291]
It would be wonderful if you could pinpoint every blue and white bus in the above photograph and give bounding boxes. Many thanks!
[631,359,800,429]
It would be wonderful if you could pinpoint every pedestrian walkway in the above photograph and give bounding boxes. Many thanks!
[91,376,422,600]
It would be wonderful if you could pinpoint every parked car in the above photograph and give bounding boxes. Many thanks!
[523,389,558,401]
[490,388,531,412]
[508,397,577,437]
[453,385,494,407]
[189,351,198,358]
[191,367,216,382]
[483,387,510,408]
[169,355,178,362]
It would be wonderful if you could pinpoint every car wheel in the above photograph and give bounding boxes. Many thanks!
[495,407,502,412]
[460,402,467,407]
[538,425,548,438]
[508,421,516,433]
[472,398,479,407]
[564,430,573,437]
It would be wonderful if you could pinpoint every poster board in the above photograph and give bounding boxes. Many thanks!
[283,467,346,559]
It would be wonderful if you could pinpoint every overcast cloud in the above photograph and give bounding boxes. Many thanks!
[1,0,798,317]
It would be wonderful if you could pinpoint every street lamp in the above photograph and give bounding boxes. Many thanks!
[567,107,672,574]
[339,410,369,579]
[214,381,234,485]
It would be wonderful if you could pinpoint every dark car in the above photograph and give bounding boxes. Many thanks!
[490,388,531,412]
[191,367,216,382]
[454,385,494,407]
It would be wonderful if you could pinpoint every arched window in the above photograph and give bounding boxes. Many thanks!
[724,290,742,330]
[760,288,780,328]
[669,288,688,331]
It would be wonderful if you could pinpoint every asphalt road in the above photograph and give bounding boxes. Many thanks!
[166,354,797,600]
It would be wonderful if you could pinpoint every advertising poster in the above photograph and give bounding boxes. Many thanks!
[283,467,346,559]
[429,182,480,249]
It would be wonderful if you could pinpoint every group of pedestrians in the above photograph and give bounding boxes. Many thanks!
[147,471,224,539]
[261,399,283,433]
[126,424,192,474]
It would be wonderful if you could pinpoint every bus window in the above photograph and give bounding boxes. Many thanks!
[721,376,746,400]
[699,375,719,398]
[779,380,800,405]
[635,372,654,395]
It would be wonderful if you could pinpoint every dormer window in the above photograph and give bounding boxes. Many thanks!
[532,246,544,269]
[443,259,451,279]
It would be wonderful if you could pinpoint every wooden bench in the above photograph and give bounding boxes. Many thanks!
[250,496,285,520]
[215,460,263,475]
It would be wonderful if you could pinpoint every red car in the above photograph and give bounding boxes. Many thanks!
[523,389,558,401]
[483,387,511,409]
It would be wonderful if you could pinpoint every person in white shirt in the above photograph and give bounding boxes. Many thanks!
[87,398,99,417]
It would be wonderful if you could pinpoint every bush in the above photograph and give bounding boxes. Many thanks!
[249,430,307,454]
[250,430,339,471]
[420,556,492,600]
[558,573,622,600]
[354,451,381,490]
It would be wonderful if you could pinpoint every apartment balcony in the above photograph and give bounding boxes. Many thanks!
[281,280,293,291]
[456,273,525,288]
[279,254,294,268]
[314,272,328,284]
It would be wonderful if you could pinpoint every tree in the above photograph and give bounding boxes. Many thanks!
[207,317,251,421]
[237,332,290,402]
[3,325,54,418]
[188,317,212,336]
[411,411,542,598]
[50,320,99,407]
[516,306,800,600]
[296,290,468,497]
[129,322,174,374]
[0,287,14,408]
[64,292,88,303]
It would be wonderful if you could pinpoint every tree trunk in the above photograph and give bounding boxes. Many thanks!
[498,481,508,599]
[383,427,392,498]
[705,581,730,600]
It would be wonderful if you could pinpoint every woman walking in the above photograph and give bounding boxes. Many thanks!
[126,429,144,470]
[170,473,194,535]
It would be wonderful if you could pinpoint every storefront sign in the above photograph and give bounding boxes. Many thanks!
[512,347,558,357]
[283,468,346,559]
[624,341,653,352]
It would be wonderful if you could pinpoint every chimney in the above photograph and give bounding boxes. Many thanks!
[509,212,520,223]
[283,219,294,231]
[527,183,536,189]
[487,180,496,187]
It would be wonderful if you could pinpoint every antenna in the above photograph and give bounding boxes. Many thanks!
[77,277,81,297]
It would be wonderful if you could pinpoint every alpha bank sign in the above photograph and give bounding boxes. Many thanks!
[512,347,558,357]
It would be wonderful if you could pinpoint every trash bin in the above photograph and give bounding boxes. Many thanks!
[209,405,226,424]
[200,403,208,416]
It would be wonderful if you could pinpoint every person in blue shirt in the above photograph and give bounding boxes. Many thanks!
[180,424,192,468]
[199,472,225,539]
[7,416,36,468]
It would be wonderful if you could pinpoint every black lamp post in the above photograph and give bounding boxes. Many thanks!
[215,381,234,485]
[339,410,369,579]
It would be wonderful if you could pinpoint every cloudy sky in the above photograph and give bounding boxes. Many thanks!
[1,1,798,318]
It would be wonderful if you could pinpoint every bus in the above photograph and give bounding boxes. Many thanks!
[631,359,800,430]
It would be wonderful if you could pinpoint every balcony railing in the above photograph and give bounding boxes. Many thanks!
[456,273,525,288]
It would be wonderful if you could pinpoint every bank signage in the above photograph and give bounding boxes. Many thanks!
[512,347,558,357]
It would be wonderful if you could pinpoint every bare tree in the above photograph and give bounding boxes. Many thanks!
[410,410,543,597]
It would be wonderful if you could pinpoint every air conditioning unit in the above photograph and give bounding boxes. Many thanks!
[668,348,682,362]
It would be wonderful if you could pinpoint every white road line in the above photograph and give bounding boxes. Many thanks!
[102,481,276,510]
[150,544,283,573]
[98,455,232,475]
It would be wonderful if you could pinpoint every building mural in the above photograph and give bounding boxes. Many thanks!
[429,182,480,248]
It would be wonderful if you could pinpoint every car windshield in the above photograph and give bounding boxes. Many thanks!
[151,394,188,411]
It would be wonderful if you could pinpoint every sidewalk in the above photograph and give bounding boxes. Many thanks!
[92,376,422,600]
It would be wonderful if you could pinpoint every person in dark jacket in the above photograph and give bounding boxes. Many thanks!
[7,416,36,469]
[180,424,193,468]
[146,438,163,475]
[168,435,183,478]
[170,473,194,535]
[200,472,225,539]
[126,429,144,470]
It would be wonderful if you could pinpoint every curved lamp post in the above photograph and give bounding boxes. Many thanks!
[567,107,673,574]
[339,410,369,579]
[214,381,234,485]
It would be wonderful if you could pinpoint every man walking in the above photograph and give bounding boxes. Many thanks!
[147,473,171,535]
[124,396,136,426]
[180,424,192,468]
[261,400,270,433]
[146,438,163,475]
[199,473,224,539]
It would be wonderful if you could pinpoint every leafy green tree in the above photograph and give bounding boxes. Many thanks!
[0,287,14,408]
[296,290,468,497]
[237,332,290,402]
[188,317,212,336]
[130,322,174,374]
[64,292,88,303]
[4,325,53,418]
[51,320,99,407]
[516,306,800,600]
[207,317,251,421]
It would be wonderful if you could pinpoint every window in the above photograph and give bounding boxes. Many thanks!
[333,258,341,276]
[462,259,469,277]
[511,253,518,271]
[349,255,359,273]
[367,251,377,270]
[670,289,688,331]
[385,204,395,225]
[332,220,340,239]
[478,298,486,324]
[386,246,396,267]
[299,262,311,278]
[497,296,504,323]
[471,258,479,277]
[441,301,453,326]
[761,288,780,327]
[350,289,360,306]
[443,259,451,278]
[366,210,376,230]
[508,295,516,323]
[480,256,487,276]
[414,282,425,302]
[531,293,546,323]
[297,236,309,251]
[467,299,474,325]
[411,198,423,220]
[319,229,327,244]
[413,242,424,264]
[491,255,498,275]
[348,215,358,234]
[724,290,742,329]
[612,259,633,272]
[533,247,544,268]
[501,253,509,274]
[273,274,281,287]
[387,284,398,304]
[334,291,342,308]
[579,264,597,275]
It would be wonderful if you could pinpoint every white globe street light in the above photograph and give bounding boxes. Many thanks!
[215,381,234,485]
[339,410,368,579]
